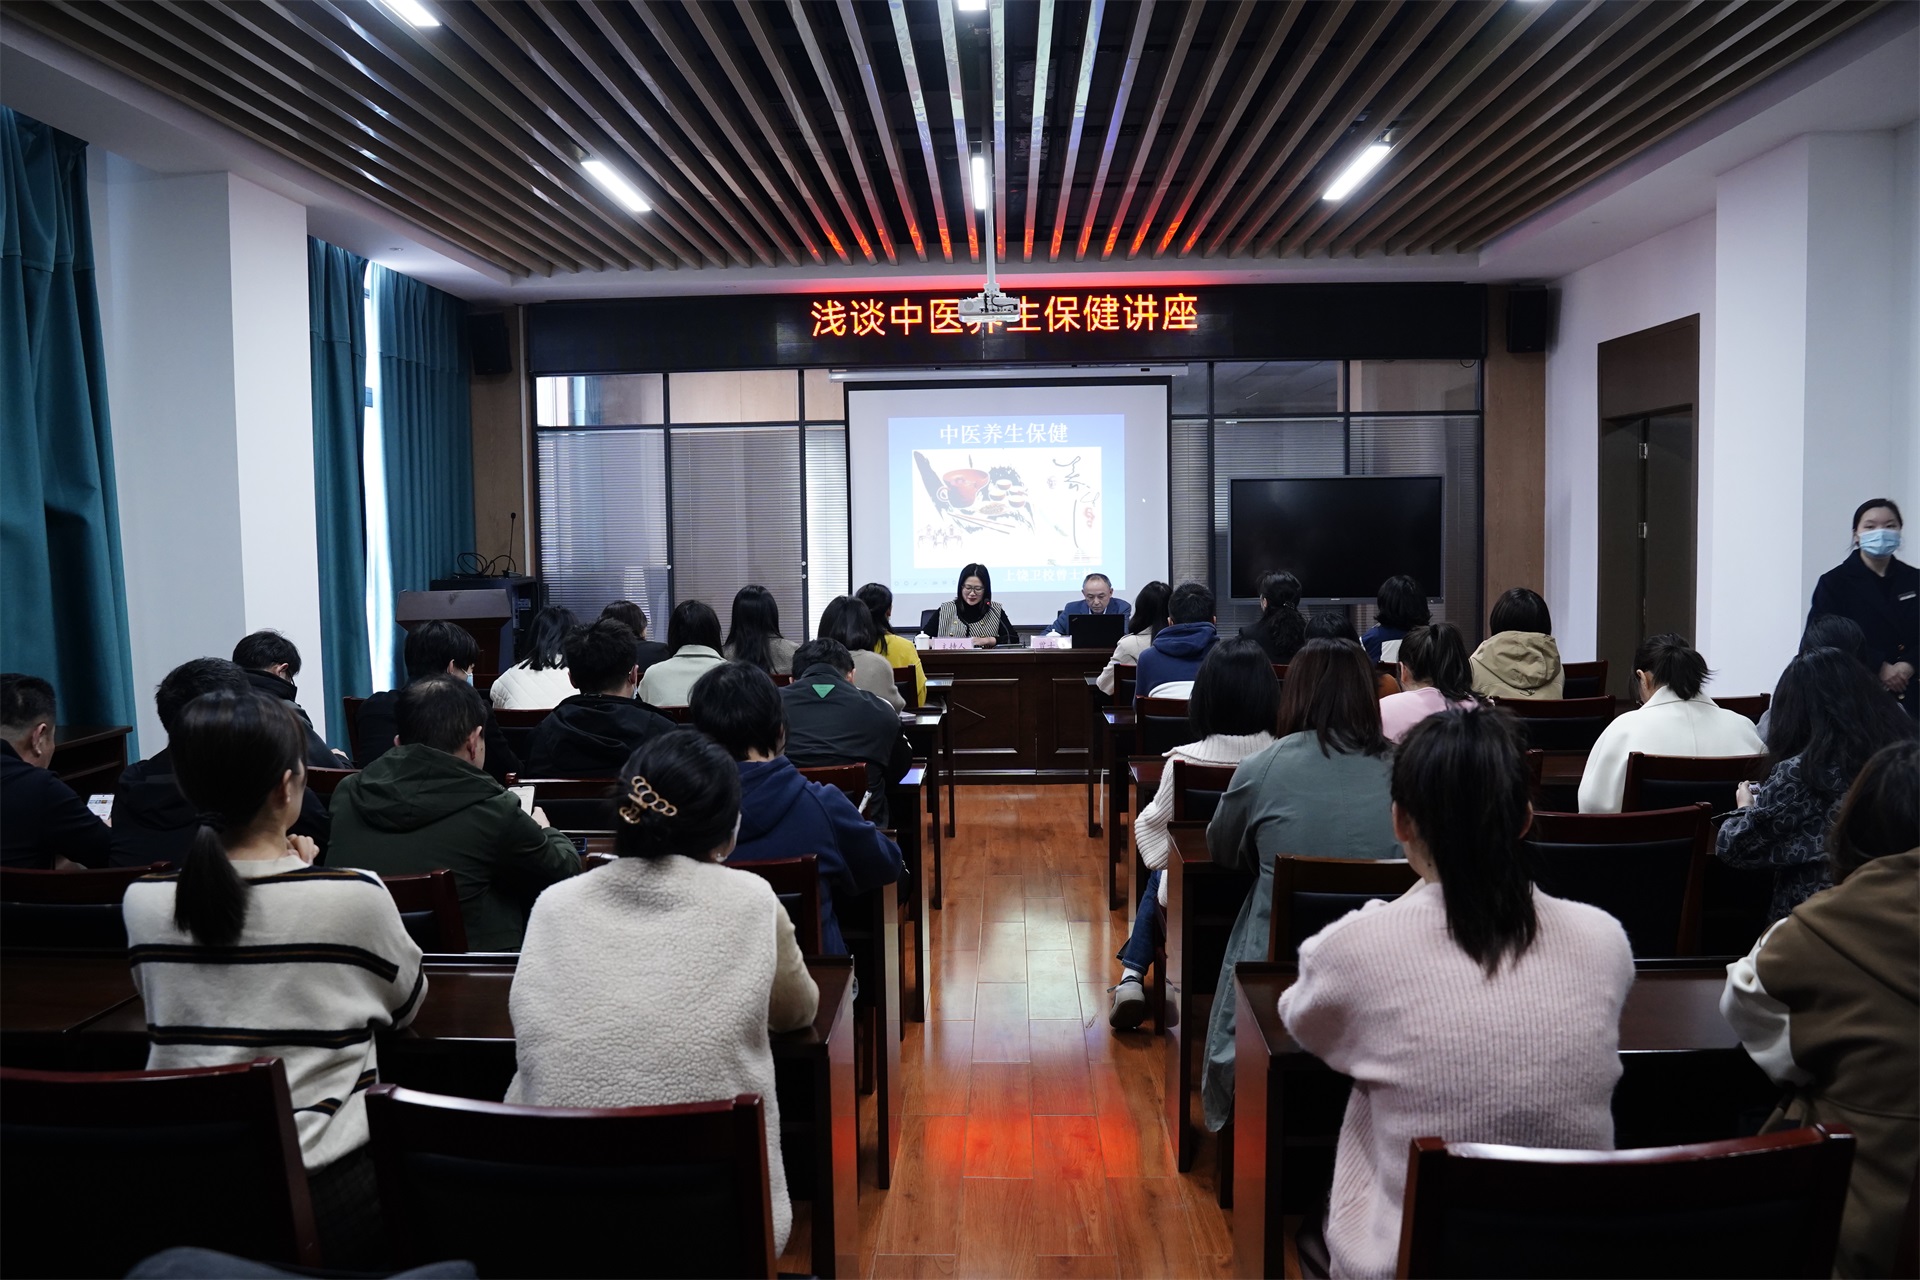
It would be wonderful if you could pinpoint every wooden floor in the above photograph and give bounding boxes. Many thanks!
[780,786,1235,1279]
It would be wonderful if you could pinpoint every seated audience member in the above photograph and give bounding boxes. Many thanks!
[114,659,329,868]
[1307,613,1402,697]
[329,676,579,951]
[505,731,817,1255]
[1578,634,1765,813]
[600,600,671,676]
[1109,640,1277,1030]
[1200,639,1401,1129]
[122,689,424,1267]
[353,621,519,783]
[1717,647,1915,921]
[637,600,726,706]
[1240,571,1306,665]
[1470,587,1564,699]
[1756,613,1869,738]
[723,584,798,676]
[487,606,579,710]
[524,619,675,778]
[1722,739,1918,1279]
[232,630,345,766]
[781,637,913,828]
[1046,572,1133,635]
[1361,574,1431,664]
[1377,623,1478,743]
[1280,705,1633,1279]
[820,595,906,711]
[0,673,111,869]
[857,581,926,707]
[691,662,902,956]
[1096,580,1171,696]
[1134,581,1220,700]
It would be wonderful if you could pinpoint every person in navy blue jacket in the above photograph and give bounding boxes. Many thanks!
[1134,582,1220,701]
[690,660,903,957]
[1046,573,1132,636]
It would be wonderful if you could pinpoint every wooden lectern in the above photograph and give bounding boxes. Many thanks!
[395,589,514,675]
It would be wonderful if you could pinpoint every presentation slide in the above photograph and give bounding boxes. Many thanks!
[848,381,1170,629]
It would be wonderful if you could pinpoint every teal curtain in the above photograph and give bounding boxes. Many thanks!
[0,109,136,739]
[374,265,473,685]
[309,239,370,745]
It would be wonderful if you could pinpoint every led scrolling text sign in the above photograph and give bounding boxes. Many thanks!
[808,291,1200,339]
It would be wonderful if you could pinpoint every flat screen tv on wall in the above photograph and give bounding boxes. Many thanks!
[1228,476,1444,603]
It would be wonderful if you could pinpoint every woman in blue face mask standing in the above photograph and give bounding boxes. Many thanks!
[1809,499,1917,717]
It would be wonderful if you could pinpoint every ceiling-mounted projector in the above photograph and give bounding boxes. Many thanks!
[957,287,1020,326]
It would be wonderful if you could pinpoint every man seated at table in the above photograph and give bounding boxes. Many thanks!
[329,675,579,951]
[231,628,348,768]
[780,638,913,829]
[692,661,902,956]
[0,673,111,869]
[1046,572,1132,636]
[1133,581,1220,701]
[353,620,519,783]
[112,658,331,867]
[524,618,676,778]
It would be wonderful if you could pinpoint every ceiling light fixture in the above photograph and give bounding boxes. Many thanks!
[373,0,441,29]
[971,154,988,212]
[582,159,651,213]
[957,0,987,11]
[1322,142,1392,202]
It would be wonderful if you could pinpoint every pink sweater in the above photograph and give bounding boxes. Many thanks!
[1277,881,1632,1279]
[1377,685,1476,743]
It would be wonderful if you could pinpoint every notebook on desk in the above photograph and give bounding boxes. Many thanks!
[1068,613,1127,648]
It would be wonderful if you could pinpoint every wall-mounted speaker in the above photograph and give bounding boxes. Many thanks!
[469,312,512,376]
[1506,287,1552,354]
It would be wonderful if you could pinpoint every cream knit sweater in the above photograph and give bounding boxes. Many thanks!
[1278,881,1633,1279]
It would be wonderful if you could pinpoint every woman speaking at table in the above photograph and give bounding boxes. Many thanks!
[934,563,1020,647]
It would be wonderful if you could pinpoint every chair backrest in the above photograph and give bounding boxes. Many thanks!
[1114,663,1138,705]
[1170,759,1238,824]
[304,766,357,798]
[0,1059,319,1276]
[519,777,618,832]
[891,665,919,709]
[366,1085,776,1278]
[1621,753,1770,815]
[729,855,824,956]
[1491,695,1617,752]
[1395,1125,1855,1279]
[0,864,167,950]
[491,706,548,762]
[1561,659,1609,700]
[1523,805,1712,957]
[1268,855,1420,960]
[797,763,867,807]
[1136,696,1195,757]
[342,695,365,754]
[657,704,694,724]
[379,869,469,953]
[1711,693,1770,724]
[770,672,793,687]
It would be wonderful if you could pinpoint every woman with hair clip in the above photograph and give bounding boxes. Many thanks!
[933,563,1019,647]
[122,691,426,1268]
[820,595,907,710]
[1377,622,1479,743]
[1240,571,1307,664]
[507,731,819,1254]
[489,605,580,710]
[857,581,926,707]
[1096,579,1170,696]
[1723,739,1918,1279]
[1576,633,1764,813]
[1279,705,1633,1280]
[724,584,798,676]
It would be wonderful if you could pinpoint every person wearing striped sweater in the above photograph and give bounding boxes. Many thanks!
[123,690,425,1269]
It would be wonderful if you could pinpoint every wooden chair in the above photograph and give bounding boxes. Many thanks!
[1621,752,1770,815]
[516,776,619,832]
[1492,694,1617,752]
[658,704,694,724]
[1170,759,1238,824]
[1561,658,1609,700]
[1,1059,320,1276]
[797,762,867,809]
[729,855,825,956]
[1524,805,1712,957]
[379,869,469,953]
[365,1085,777,1278]
[304,765,357,799]
[0,864,167,950]
[1271,663,1289,681]
[1394,1125,1855,1279]
[1268,855,1420,961]
[1114,663,1138,705]
[1136,696,1196,757]
[342,694,366,757]
[492,706,549,761]
[770,672,793,687]
[892,665,919,709]
[1712,693,1771,723]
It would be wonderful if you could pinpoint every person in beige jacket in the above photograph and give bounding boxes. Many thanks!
[1470,587,1565,699]
[1578,634,1765,813]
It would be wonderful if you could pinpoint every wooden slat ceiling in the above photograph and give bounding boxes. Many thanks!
[5,0,1885,278]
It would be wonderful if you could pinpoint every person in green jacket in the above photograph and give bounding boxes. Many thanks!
[329,675,580,951]
[1199,638,1401,1134]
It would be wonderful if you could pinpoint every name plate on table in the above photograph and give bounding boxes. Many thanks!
[930,636,974,650]
[1029,634,1072,650]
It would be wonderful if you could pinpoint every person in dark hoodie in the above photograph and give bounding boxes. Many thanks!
[232,629,348,768]
[353,621,519,783]
[1134,581,1220,701]
[328,675,579,951]
[524,619,676,778]
[692,661,902,957]
[111,658,331,867]
[1,673,112,869]
[780,637,913,829]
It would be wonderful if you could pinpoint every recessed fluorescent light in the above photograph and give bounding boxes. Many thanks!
[971,155,988,211]
[958,0,987,11]
[1322,142,1392,202]
[374,0,440,29]
[582,159,651,213]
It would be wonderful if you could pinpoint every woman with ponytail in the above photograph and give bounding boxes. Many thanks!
[1277,706,1633,1279]
[122,690,425,1268]
[1377,622,1479,742]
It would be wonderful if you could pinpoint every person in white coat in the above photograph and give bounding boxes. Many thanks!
[1578,634,1765,813]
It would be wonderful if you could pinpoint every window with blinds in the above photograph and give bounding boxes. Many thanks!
[535,428,671,633]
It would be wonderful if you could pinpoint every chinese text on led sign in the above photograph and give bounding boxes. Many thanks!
[807,291,1199,339]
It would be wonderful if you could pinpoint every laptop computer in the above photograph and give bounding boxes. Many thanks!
[1067,613,1127,649]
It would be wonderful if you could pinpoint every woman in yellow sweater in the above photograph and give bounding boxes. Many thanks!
[856,581,925,708]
